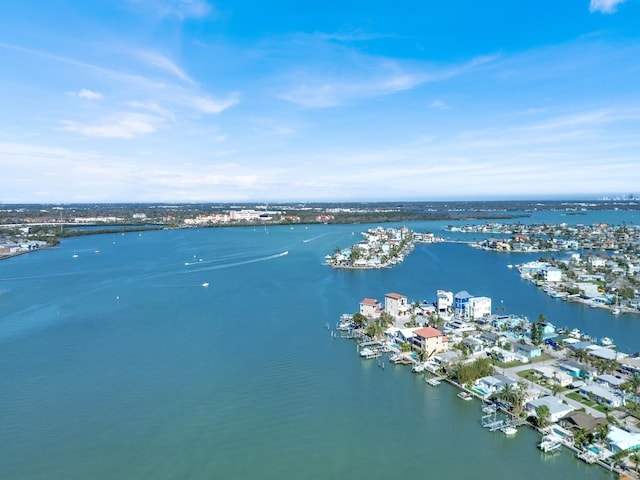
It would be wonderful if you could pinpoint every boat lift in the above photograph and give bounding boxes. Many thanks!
[481,411,505,431]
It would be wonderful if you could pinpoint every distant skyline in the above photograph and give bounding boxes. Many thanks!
[1,0,639,203]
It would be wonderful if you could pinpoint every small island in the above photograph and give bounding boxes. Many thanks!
[324,226,443,269]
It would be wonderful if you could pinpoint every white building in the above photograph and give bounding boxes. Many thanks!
[544,266,562,282]
[384,293,408,317]
[468,296,492,320]
[436,290,453,313]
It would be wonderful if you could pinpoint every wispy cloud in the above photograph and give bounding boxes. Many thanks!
[70,88,104,100]
[131,50,194,83]
[186,93,240,114]
[127,0,213,19]
[279,53,498,108]
[61,112,167,138]
[429,100,451,109]
[589,0,627,14]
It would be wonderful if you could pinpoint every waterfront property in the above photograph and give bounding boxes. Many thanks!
[525,396,575,423]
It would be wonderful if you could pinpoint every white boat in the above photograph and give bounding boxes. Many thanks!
[569,328,582,339]
[336,314,353,331]
[412,362,425,373]
[426,377,441,386]
[538,435,562,452]
[457,391,473,401]
[389,353,403,363]
[359,347,381,359]
[72,250,79,258]
[600,337,615,347]
[611,308,621,315]
[501,425,517,435]
[201,282,209,287]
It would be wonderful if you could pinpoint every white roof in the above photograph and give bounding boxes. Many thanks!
[608,426,640,451]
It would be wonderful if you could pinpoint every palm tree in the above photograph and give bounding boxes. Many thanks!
[536,404,551,429]
[623,372,640,412]
[494,383,525,416]
[596,421,610,446]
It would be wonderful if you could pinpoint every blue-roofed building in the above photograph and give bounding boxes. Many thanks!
[454,290,472,317]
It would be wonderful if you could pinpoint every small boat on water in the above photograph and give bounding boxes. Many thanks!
[611,308,621,315]
[201,282,209,287]
[457,391,473,401]
[426,377,441,386]
[501,425,517,436]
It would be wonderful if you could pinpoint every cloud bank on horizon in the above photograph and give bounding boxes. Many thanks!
[0,0,638,203]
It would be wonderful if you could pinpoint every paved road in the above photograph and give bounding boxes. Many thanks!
[500,358,607,419]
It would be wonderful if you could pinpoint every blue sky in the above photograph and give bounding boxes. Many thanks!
[1,0,639,203]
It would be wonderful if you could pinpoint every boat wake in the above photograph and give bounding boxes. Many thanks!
[302,234,329,243]
[182,251,288,273]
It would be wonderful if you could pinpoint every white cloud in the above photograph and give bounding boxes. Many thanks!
[125,100,175,119]
[74,88,103,100]
[187,93,240,114]
[132,50,193,83]
[278,50,499,108]
[61,112,165,138]
[127,0,213,19]
[429,100,450,109]
[589,0,627,13]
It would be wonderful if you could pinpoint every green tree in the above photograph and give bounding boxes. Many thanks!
[494,383,526,416]
[352,313,367,327]
[622,372,640,412]
[536,404,551,429]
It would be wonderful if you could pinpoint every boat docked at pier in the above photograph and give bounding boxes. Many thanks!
[457,391,473,401]
[359,347,382,359]
[538,435,562,453]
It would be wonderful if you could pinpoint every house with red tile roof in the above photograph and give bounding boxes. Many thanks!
[411,326,449,356]
[359,298,382,318]
[384,292,408,317]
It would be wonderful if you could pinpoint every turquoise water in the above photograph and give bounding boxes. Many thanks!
[0,216,632,479]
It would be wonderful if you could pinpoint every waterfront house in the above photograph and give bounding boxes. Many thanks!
[544,266,563,282]
[525,395,575,423]
[467,296,492,320]
[560,411,606,435]
[578,383,625,408]
[474,374,519,398]
[359,298,382,318]
[384,293,408,317]
[436,290,453,313]
[453,291,473,318]
[432,350,460,367]
[538,322,557,340]
[516,342,542,359]
[411,327,448,356]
